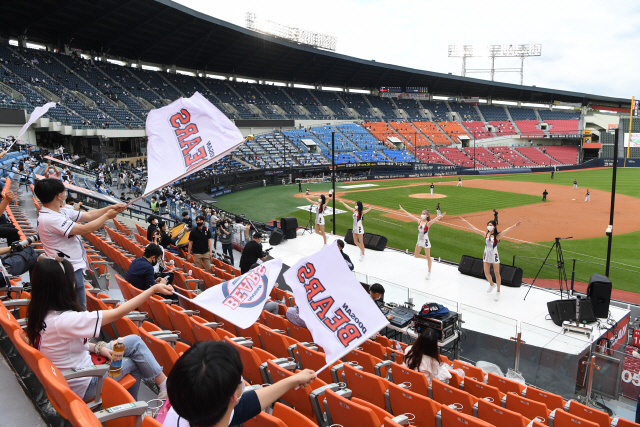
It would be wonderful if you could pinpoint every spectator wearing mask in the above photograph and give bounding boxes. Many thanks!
[286,306,307,328]
[188,215,212,271]
[26,258,173,401]
[64,195,82,211]
[35,178,124,309]
[181,211,192,228]
[148,230,174,285]
[146,215,158,241]
[162,341,316,427]
[125,244,170,292]
[210,209,220,249]
[158,192,167,214]
[44,162,61,179]
[150,197,159,214]
[217,219,234,266]
[239,232,268,274]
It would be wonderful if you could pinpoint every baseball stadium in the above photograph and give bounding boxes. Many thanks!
[1,0,640,426]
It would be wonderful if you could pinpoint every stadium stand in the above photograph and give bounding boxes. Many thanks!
[389,121,431,147]
[367,94,397,119]
[516,146,561,166]
[335,124,386,150]
[488,147,537,167]
[449,102,482,121]
[439,147,479,167]
[421,100,450,121]
[285,87,330,120]
[412,122,451,145]
[543,146,579,165]
[340,92,376,120]
[393,98,425,120]
[439,121,470,142]
[312,90,351,119]
[463,147,508,169]
[416,147,453,165]
[257,84,307,119]
[463,121,493,139]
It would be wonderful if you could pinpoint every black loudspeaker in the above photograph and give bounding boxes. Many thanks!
[343,230,386,251]
[345,229,354,245]
[495,264,523,288]
[458,255,522,287]
[547,299,577,326]
[458,255,485,278]
[367,235,387,251]
[280,217,298,240]
[269,228,284,246]
[587,273,612,318]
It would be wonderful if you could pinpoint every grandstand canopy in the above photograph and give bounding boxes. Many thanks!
[2,0,630,108]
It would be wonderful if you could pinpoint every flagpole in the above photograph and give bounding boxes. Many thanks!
[315,327,389,375]
[625,96,634,167]
[331,131,336,235]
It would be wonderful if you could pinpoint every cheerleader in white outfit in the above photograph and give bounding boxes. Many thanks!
[340,200,371,261]
[460,218,521,301]
[304,194,328,245]
[399,205,445,279]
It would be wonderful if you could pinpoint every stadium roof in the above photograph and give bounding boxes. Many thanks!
[2,0,630,107]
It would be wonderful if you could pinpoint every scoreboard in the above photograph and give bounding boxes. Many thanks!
[379,86,402,93]
[405,87,429,93]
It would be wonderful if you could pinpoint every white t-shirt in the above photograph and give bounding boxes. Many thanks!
[37,207,89,271]
[36,310,103,398]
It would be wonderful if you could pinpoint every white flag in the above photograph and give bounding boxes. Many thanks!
[192,259,283,329]
[143,92,244,196]
[283,243,389,368]
[16,102,56,142]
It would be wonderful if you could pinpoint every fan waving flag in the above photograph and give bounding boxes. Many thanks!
[191,259,283,329]
[283,242,389,371]
[143,92,244,196]
[5,102,56,150]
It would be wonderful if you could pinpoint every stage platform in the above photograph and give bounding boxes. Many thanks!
[264,233,629,356]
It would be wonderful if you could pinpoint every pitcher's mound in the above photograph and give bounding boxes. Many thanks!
[409,193,447,199]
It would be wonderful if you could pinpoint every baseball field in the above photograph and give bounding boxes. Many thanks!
[213,168,640,295]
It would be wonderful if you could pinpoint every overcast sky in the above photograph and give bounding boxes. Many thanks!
[175,0,639,99]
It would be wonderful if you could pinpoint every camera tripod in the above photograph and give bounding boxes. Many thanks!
[302,205,315,235]
[524,236,573,300]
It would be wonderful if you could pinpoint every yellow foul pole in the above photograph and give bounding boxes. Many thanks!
[626,96,634,167]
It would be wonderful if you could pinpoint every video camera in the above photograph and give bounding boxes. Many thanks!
[10,234,39,254]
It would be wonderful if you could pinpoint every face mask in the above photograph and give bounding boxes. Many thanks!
[318,198,322,203]
[487,225,494,232]
[150,257,158,266]
[197,222,203,227]
[421,215,427,220]
[224,224,229,228]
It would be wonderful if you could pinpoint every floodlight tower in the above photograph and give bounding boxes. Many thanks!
[448,44,542,85]
[246,12,337,52]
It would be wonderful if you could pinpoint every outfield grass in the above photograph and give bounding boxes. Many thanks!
[214,168,640,293]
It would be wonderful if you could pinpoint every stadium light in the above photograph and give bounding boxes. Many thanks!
[246,12,337,52]
[448,44,542,85]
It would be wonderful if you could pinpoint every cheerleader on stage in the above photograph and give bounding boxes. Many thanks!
[460,217,521,301]
[399,205,445,280]
[340,200,372,261]
[304,194,328,245]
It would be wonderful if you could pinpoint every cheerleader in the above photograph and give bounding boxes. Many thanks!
[304,194,328,245]
[399,205,445,279]
[460,217,521,301]
[340,200,371,261]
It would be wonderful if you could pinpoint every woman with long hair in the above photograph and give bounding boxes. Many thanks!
[26,258,174,401]
[146,215,158,241]
[304,193,328,245]
[403,328,461,382]
[399,205,446,280]
[460,217,521,301]
[340,199,372,261]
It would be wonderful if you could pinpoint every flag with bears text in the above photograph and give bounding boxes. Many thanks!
[192,259,283,329]
[143,92,244,196]
[283,242,389,369]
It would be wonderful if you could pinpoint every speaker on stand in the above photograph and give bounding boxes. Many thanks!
[587,273,612,318]
[280,217,298,239]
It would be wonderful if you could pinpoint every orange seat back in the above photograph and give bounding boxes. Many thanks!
[439,405,494,427]
[344,363,390,409]
[504,393,550,424]
[387,382,440,427]
[431,379,477,416]
[476,399,529,427]
[566,400,612,427]
[271,402,316,427]
[389,361,430,398]
[324,388,383,427]
[524,387,566,411]
[463,377,503,403]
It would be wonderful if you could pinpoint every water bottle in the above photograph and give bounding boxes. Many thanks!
[108,338,125,378]
[282,296,286,305]
[394,340,402,351]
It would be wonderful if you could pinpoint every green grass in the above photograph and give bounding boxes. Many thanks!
[343,185,540,215]
[214,168,640,293]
